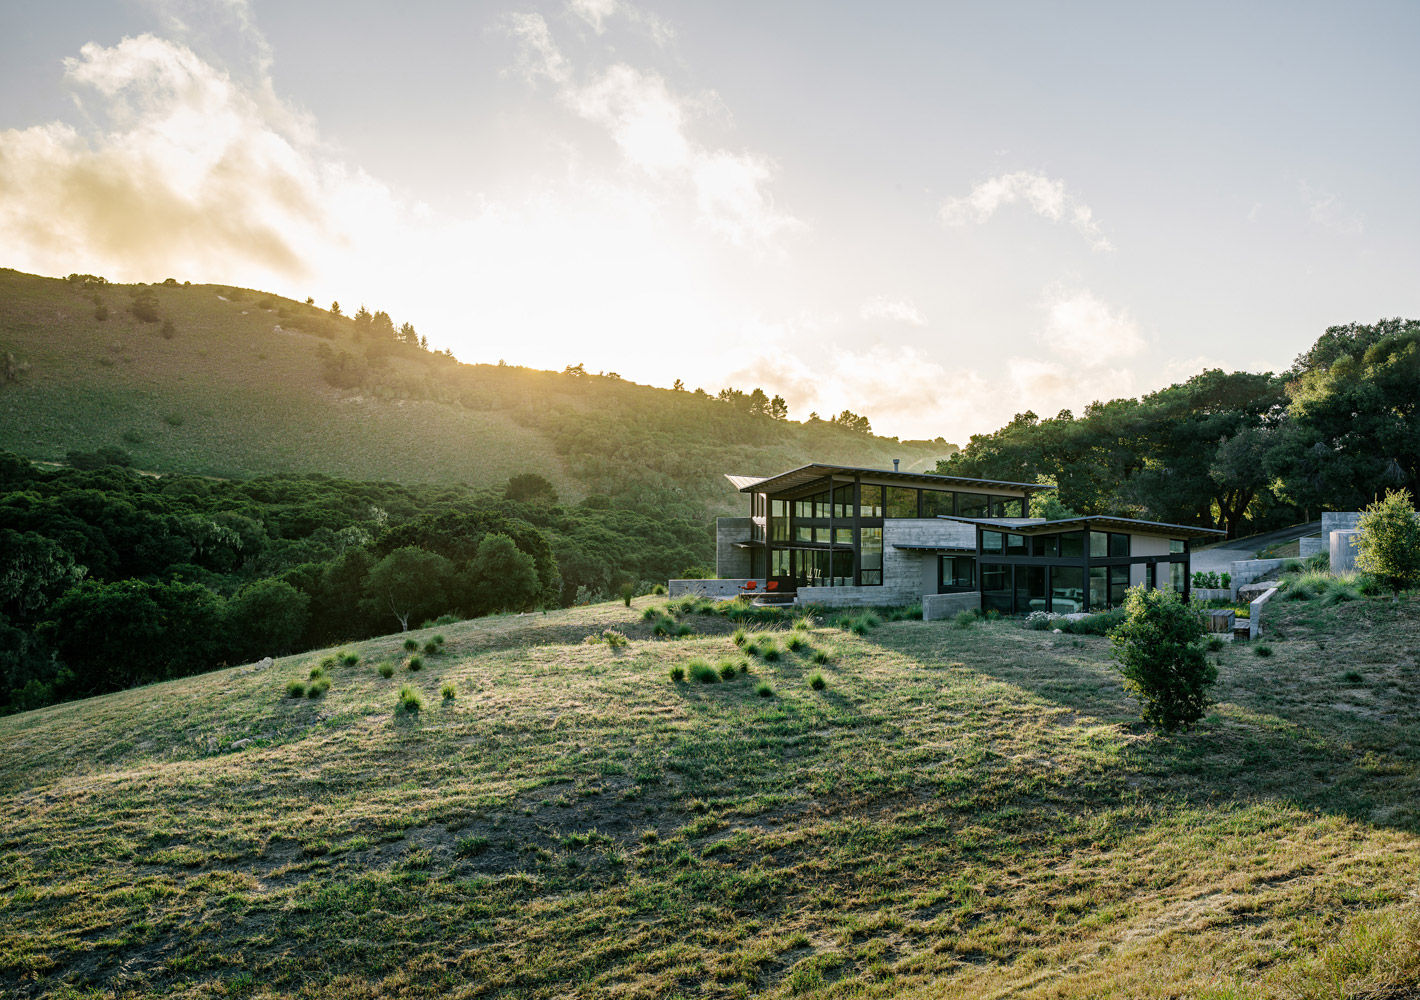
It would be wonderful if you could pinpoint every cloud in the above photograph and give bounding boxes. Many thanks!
[860,296,926,326]
[567,0,672,42]
[940,170,1113,251]
[0,35,366,281]
[508,14,798,248]
[1037,286,1145,358]
[1298,180,1363,237]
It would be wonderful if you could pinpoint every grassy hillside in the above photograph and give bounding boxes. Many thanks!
[0,269,950,515]
[2,597,1417,998]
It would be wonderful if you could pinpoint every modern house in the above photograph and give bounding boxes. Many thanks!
[684,463,1225,617]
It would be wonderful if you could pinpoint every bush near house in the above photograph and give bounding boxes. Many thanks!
[1110,585,1215,732]
[1355,489,1420,596]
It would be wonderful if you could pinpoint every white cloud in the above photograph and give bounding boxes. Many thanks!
[567,0,674,44]
[860,296,926,326]
[940,170,1113,251]
[1298,180,1363,237]
[508,14,799,249]
[1037,286,1145,358]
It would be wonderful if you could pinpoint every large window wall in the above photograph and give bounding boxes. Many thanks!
[977,527,1191,614]
[754,478,1028,589]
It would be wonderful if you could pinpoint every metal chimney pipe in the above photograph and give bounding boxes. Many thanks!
[893,459,900,471]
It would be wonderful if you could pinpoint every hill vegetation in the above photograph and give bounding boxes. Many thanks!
[1,594,1417,998]
[0,268,950,518]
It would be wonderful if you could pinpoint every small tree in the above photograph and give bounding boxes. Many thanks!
[1355,489,1420,596]
[463,533,539,616]
[1110,586,1215,732]
[364,547,455,631]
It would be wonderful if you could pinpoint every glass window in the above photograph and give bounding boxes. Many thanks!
[1033,535,1060,558]
[834,527,853,545]
[833,484,854,519]
[813,491,831,519]
[982,530,1004,554]
[1168,562,1186,592]
[860,527,883,585]
[1050,566,1084,613]
[921,489,955,518]
[957,492,990,518]
[1170,538,1185,554]
[814,526,831,543]
[940,555,975,590]
[772,499,788,519]
[982,564,1011,613]
[1059,532,1085,559]
[860,485,883,519]
[1006,533,1028,556]
[795,525,813,543]
[1089,567,1108,609]
[1016,566,1047,614]
[771,518,789,542]
[794,498,812,518]
[1109,533,1130,558]
[771,549,791,578]
[1090,531,1109,557]
[999,496,1026,518]
[1110,566,1129,606]
[832,550,854,586]
[885,486,918,518]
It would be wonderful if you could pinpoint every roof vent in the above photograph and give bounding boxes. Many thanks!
[893,459,900,472]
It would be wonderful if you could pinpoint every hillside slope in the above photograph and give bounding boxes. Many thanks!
[2,597,1417,998]
[0,269,951,515]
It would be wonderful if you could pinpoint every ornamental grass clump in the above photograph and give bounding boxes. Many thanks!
[755,682,774,698]
[717,661,738,681]
[339,651,359,667]
[687,659,719,684]
[407,655,424,672]
[1110,585,1214,733]
[285,679,306,698]
[306,676,329,698]
[397,685,423,713]
[668,665,685,683]
[732,628,747,646]
[809,672,826,691]
[403,638,419,652]
[376,661,395,679]
[440,681,457,702]
[811,649,829,665]
[787,634,807,652]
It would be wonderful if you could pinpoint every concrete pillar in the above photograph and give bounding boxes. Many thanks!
[1330,529,1361,574]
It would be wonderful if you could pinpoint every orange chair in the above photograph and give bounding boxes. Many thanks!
[742,580,758,591]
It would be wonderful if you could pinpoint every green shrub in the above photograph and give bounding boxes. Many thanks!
[308,664,327,680]
[787,634,807,652]
[1342,670,1364,684]
[669,665,685,682]
[743,640,760,657]
[792,615,814,631]
[1356,489,1420,595]
[1061,606,1127,636]
[285,680,306,698]
[377,661,395,679]
[1205,636,1224,652]
[808,672,826,691]
[455,835,490,857]
[762,645,782,663]
[306,677,329,697]
[673,622,693,638]
[687,659,719,684]
[643,606,661,621]
[651,619,672,637]
[421,640,439,655]
[618,582,637,607]
[397,685,423,712]
[755,682,774,698]
[319,655,338,670]
[407,655,424,671]
[952,610,977,629]
[441,682,457,701]
[432,634,445,645]
[403,638,419,652]
[1110,586,1214,732]
[1254,643,1274,658]
[652,584,666,595]
[884,604,922,622]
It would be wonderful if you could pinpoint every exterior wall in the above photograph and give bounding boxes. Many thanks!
[1322,512,1361,537]
[1331,530,1362,574]
[669,578,760,599]
[1130,534,1171,557]
[1299,536,1327,558]
[796,585,901,608]
[1229,558,1288,598]
[794,519,970,608]
[923,592,980,620]
[715,517,753,579]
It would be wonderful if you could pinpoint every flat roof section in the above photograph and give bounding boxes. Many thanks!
[727,464,1050,496]
[940,515,1226,539]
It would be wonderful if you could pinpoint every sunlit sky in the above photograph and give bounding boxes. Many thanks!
[3,1,1418,441]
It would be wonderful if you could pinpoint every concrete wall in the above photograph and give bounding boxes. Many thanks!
[1322,512,1361,536]
[1299,536,1327,558]
[1331,530,1362,574]
[715,517,753,579]
[1192,587,1232,602]
[923,592,980,620]
[796,584,902,608]
[1249,586,1278,640]
[668,578,760,598]
[1230,558,1288,597]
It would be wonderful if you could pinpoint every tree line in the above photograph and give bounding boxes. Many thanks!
[939,319,1420,536]
[0,458,707,714]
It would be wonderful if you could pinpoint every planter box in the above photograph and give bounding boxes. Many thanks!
[1207,610,1235,633]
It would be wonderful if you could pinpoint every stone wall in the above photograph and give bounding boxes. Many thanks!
[715,517,753,579]
[923,592,980,620]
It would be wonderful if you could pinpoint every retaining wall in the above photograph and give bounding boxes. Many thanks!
[923,592,980,621]
[1299,536,1327,558]
[1230,558,1288,598]
[667,578,759,599]
[1331,530,1362,574]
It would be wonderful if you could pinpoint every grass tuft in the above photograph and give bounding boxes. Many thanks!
[440,682,456,702]
[285,680,306,699]
[376,661,395,679]
[407,655,424,672]
[397,685,423,712]
[808,672,826,691]
[755,682,774,698]
[687,659,719,684]
[668,665,685,683]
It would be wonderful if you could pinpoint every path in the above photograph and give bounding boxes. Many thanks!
[1191,521,1320,575]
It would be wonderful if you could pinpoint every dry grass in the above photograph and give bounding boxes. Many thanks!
[1,595,1418,999]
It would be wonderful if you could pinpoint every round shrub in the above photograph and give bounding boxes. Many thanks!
[285,680,306,698]
[441,682,457,701]
[669,665,686,682]
[1110,586,1215,732]
[404,638,419,652]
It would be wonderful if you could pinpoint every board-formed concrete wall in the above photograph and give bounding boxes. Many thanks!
[1322,512,1361,537]
[668,578,759,598]
[715,517,753,579]
[1299,536,1327,558]
[923,592,980,620]
[1330,530,1362,574]
[1230,558,1288,597]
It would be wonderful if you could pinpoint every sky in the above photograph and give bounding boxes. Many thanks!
[1,1,1417,442]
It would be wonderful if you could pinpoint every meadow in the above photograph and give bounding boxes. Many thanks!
[2,594,1417,999]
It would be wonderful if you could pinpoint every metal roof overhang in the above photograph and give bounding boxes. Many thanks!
[730,464,1049,497]
[939,515,1226,539]
[892,543,978,552]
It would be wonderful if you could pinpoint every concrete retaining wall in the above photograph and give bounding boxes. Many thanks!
[923,592,980,620]
[1192,588,1232,603]
[1322,512,1361,537]
[668,578,759,599]
[795,585,902,609]
[1249,586,1278,640]
[1331,530,1362,574]
[1230,558,1288,598]
[1299,536,1327,558]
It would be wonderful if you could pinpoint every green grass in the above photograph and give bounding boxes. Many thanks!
[2,595,1419,999]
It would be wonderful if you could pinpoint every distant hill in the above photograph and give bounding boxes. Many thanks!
[0,269,953,516]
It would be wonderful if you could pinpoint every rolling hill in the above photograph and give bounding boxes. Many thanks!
[0,269,952,516]
[1,595,1417,998]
